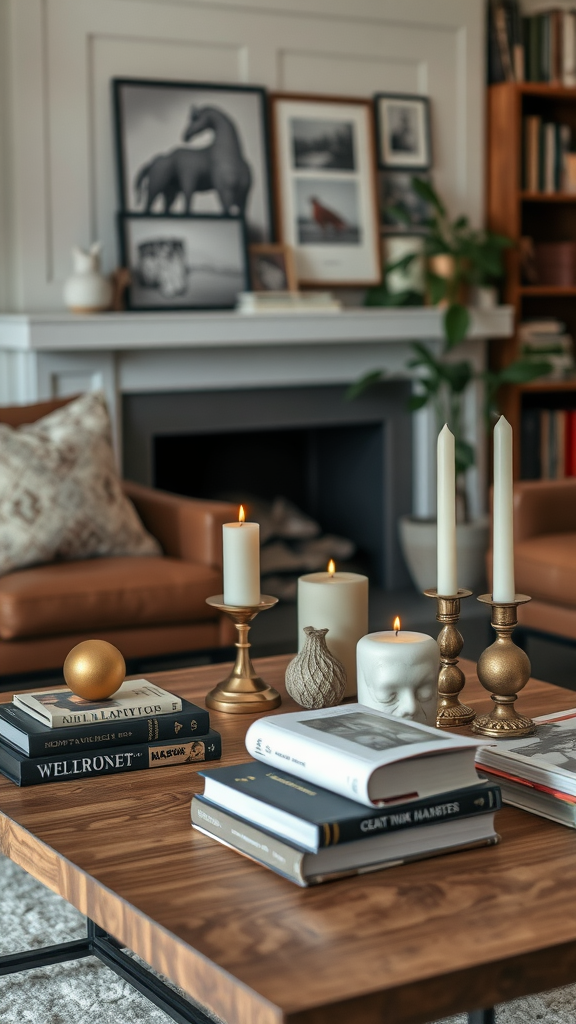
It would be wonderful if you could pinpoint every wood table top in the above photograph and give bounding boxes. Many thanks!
[1,657,576,1024]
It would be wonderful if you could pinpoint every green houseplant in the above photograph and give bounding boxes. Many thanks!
[351,178,551,588]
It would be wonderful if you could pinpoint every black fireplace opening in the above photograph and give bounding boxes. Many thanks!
[154,423,385,583]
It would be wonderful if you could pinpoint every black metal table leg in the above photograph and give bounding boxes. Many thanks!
[468,1010,496,1024]
[0,937,92,975]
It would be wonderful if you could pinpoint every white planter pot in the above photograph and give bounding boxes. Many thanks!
[399,515,490,593]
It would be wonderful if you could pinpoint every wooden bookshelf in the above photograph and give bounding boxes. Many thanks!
[488,81,576,477]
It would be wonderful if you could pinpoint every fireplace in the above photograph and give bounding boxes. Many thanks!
[122,383,413,589]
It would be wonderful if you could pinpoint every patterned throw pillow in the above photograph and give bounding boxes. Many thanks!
[0,392,161,576]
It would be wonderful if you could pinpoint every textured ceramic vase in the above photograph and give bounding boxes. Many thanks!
[285,626,347,709]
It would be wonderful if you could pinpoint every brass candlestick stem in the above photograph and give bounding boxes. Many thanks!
[424,589,475,729]
[471,594,535,738]
[205,595,281,714]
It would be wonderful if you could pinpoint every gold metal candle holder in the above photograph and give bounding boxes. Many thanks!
[204,595,281,714]
[471,594,535,739]
[424,589,475,729]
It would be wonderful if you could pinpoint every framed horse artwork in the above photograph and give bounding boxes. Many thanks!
[270,94,381,288]
[113,79,274,244]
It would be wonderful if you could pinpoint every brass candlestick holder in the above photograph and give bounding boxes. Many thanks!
[471,594,535,738]
[424,589,476,729]
[205,595,281,714]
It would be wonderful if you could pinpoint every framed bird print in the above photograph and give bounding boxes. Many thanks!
[270,94,381,287]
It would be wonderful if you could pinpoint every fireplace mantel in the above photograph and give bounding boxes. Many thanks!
[0,306,514,519]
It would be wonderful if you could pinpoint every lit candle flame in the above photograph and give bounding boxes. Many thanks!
[393,616,401,635]
[327,559,336,576]
[238,505,245,524]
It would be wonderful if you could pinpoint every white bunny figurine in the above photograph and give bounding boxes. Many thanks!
[63,242,112,313]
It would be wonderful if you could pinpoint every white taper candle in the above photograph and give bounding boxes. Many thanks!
[437,424,457,596]
[492,416,515,603]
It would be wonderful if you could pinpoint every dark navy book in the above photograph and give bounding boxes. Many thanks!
[0,698,210,757]
[199,760,501,853]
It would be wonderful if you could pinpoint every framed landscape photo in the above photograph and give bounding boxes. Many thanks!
[249,243,298,292]
[119,213,248,310]
[113,79,273,242]
[379,171,432,234]
[270,94,381,287]
[374,94,431,170]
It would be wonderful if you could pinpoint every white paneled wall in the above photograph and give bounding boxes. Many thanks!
[0,0,485,312]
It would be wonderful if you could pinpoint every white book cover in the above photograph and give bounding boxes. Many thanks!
[14,680,181,728]
[476,707,576,796]
[245,704,482,807]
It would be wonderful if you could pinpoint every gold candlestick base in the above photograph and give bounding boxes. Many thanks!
[471,594,535,739]
[204,595,281,714]
[424,589,476,729]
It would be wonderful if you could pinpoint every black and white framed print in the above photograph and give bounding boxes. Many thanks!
[379,171,432,234]
[249,244,298,292]
[271,94,380,287]
[119,214,248,310]
[374,94,431,170]
[113,79,273,242]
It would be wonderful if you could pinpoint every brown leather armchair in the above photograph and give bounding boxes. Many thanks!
[0,398,236,677]
[505,479,576,641]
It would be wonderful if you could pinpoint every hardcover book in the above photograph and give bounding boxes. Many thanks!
[191,797,500,887]
[0,729,221,786]
[14,679,182,728]
[198,760,502,853]
[245,704,482,808]
[0,698,209,757]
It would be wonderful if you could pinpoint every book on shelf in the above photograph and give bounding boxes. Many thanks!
[0,698,210,757]
[489,0,523,84]
[521,407,576,480]
[476,708,576,827]
[0,729,221,786]
[236,291,341,314]
[522,116,572,194]
[197,759,502,853]
[13,679,182,728]
[191,797,500,887]
[244,704,482,808]
[520,8,576,84]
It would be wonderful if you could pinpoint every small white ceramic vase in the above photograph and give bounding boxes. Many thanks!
[63,243,112,313]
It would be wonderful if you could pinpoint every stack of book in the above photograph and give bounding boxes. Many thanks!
[488,0,524,84]
[192,705,501,886]
[522,9,576,84]
[0,679,221,786]
[477,708,576,828]
[522,116,572,194]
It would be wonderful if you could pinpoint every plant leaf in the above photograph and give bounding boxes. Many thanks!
[411,176,446,216]
[408,392,430,411]
[455,439,475,475]
[444,303,470,348]
[346,370,384,401]
[427,272,448,305]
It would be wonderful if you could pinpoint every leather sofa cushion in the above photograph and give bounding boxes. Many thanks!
[0,557,221,640]
[515,532,576,608]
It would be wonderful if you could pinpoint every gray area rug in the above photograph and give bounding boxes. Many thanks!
[1,851,575,1023]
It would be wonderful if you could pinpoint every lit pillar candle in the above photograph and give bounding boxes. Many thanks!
[437,424,457,596]
[298,561,368,698]
[357,617,439,726]
[223,505,260,607]
[492,415,515,603]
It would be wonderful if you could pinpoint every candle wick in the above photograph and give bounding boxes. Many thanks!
[395,628,399,636]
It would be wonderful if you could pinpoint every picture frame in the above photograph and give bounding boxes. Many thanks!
[119,213,249,311]
[379,170,432,234]
[374,94,431,171]
[113,79,274,243]
[270,93,381,287]
[249,243,298,292]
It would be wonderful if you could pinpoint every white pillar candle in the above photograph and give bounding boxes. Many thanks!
[298,563,369,698]
[492,416,515,603]
[357,622,439,726]
[437,424,457,597]
[223,506,260,607]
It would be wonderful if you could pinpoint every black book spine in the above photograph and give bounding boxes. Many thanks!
[323,783,502,846]
[520,407,541,479]
[5,706,211,757]
[0,730,221,786]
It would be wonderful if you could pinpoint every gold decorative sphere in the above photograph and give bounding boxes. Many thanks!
[63,640,126,701]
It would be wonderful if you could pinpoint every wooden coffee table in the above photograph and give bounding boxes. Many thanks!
[2,655,576,1024]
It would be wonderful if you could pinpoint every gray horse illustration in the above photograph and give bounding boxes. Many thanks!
[133,105,252,216]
